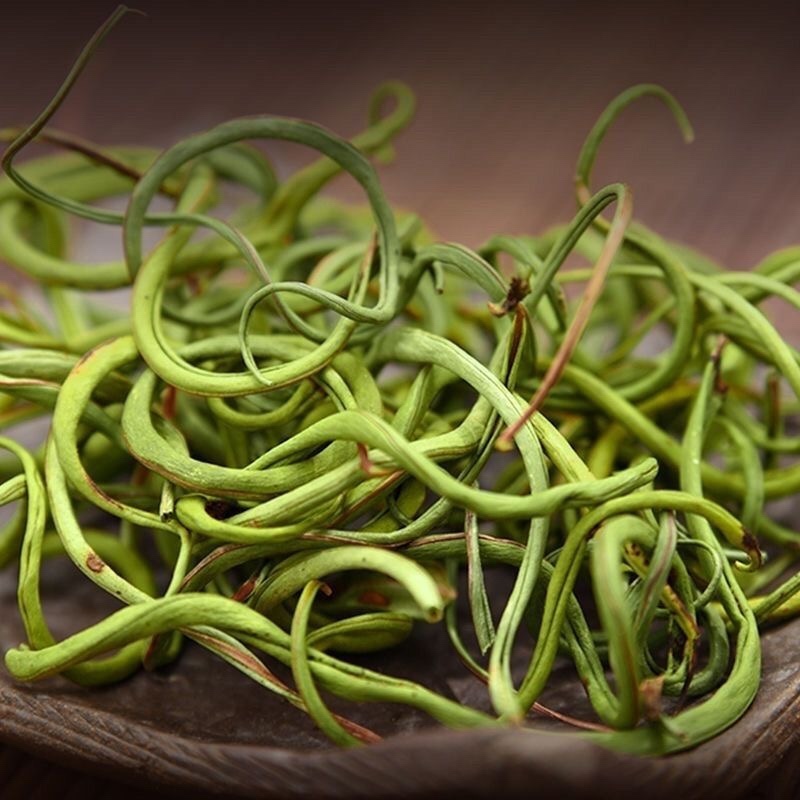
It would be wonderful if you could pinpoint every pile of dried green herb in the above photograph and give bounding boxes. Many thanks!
[2,6,799,754]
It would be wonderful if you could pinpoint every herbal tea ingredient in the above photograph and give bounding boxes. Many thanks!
[1,6,799,753]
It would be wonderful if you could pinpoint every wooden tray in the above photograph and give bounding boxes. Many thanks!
[2,559,800,799]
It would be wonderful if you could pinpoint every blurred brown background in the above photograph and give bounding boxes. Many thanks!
[2,1,800,797]
[3,0,800,267]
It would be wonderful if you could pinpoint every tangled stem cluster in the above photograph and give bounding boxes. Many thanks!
[1,6,799,754]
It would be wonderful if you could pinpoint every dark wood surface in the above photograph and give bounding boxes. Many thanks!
[2,2,800,797]
[3,562,800,800]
